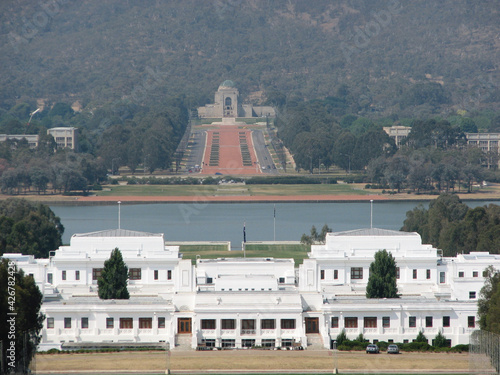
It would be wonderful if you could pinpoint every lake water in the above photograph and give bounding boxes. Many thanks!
[50,200,499,248]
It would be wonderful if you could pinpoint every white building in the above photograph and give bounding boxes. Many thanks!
[4,227,500,351]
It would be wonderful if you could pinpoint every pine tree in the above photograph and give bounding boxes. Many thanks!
[366,249,399,298]
[98,248,129,299]
[478,265,500,333]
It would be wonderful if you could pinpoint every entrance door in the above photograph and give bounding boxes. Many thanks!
[178,318,192,334]
[305,317,319,333]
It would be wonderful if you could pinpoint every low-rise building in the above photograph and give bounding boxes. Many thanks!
[4,227,499,350]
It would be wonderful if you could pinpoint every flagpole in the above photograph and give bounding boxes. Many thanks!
[243,221,246,257]
[273,204,276,242]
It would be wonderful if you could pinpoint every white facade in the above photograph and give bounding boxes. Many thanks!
[4,228,500,351]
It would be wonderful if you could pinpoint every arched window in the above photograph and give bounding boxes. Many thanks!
[225,97,232,107]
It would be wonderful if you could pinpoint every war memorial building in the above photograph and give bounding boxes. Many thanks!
[5,227,500,351]
[197,80,275,119]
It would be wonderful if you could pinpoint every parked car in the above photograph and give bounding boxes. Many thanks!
[366,344,379,354]
[387,344,399,354]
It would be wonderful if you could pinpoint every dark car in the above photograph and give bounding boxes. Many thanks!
[366,344,379,354]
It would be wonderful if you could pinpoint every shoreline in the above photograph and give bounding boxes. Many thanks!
[2,193,500,206]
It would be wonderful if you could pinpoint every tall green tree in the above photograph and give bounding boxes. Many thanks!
[0,198,64,257]
[0,259,44,373]
[98,248,130,299]
[366,249,399,298]
[478,266,500,334]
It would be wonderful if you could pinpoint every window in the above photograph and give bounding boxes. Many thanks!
[129,268,142,280]
[364,317,377,328]
[47,317,54,329]
[92,268,102,281]
[440,272,446,283]
[382,317,390,328]
[469,291,476,299]
[443,316,450,327]
[345,317,358,328]
[413,269,417,279]
[334,270,338,279]
[409,316,416,328]
[459,271,464,278]
[426,316,433,327]
[320,270,325,280]
[351,267,363,280]
[221,319,235,330]
[262,339,275,348]
[81,317,89,329]
[204,339,216,348]
[396,267,400,279]
[158,317,165,329]
[426,269,431,279]
[106,318,114,329]
[207,277,213,284]
[468,316,475,328]
[167,270,172,280]
[278,277,285,284]
[47,273,53,284]
[281,319,296,329]
[201,319,216,330]
[483,270,488,277]
[221,339,235,348]
[473,271,479,278]
[75,270,80,281]
[64,317,71,329]
[261,319,275,329]
[242,339,255,348]
[331,317,339,328]
[154,270,158,280]
[139,318,152,329]
[241,319,255,331]
[120,318,133,329]
[62,270,66,280]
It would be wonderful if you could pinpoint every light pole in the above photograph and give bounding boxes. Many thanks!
[370,199,373,229]
[118,201,121,229]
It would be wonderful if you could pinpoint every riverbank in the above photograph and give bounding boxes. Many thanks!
[1,183,499,205]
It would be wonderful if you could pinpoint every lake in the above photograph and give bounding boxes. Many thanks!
[50,200,499,248]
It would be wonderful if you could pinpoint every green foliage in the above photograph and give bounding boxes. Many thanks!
[0,259,44,372]
[366,249,399,298]
[97,248,130,300]
[0,198,64,257]
[478,266,500,334]
[402,195,500,256]
[415,330,428,343]
[336,329,348,346]
[433,331,448,348]
[301,224,332,245]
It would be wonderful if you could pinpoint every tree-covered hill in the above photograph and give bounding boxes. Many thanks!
[1,0,498,115]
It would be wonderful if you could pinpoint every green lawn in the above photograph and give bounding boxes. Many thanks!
[95,183,370,197]
[180,243,309,264]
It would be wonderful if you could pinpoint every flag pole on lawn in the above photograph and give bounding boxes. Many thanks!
[273,204,276,242]
[243,221,246,257]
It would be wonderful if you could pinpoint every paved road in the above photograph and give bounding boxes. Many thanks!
[185,130,206,173]
[252,130,278,175]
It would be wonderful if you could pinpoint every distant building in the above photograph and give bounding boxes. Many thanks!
[47,127,78,151]
[198,80,275,118]
[383,125,411,147]
[466,133,500,168]
[0,134,39,148]
[0,127,79,151]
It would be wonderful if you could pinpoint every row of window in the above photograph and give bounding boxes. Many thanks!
[321,268,448,282]
[208,338,293,348]
[52,269,173,283]
[201,319,296,330]
[48,317,167,330]
[332,316,475,329]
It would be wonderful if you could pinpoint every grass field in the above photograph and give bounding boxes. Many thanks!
[35,349,472,374]
[95,183,370,197]
[179,244,309,264]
